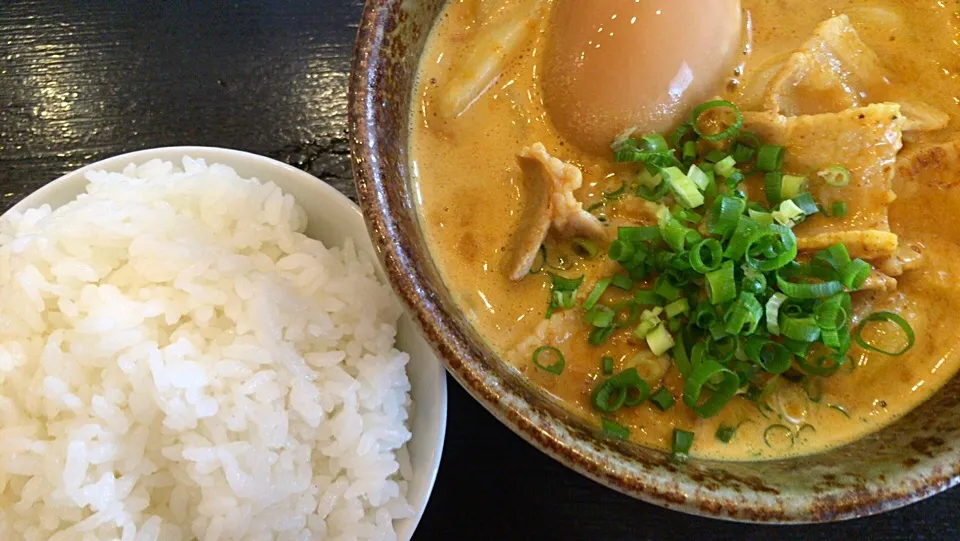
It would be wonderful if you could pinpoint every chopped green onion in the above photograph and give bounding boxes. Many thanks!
[692,301,718,329]
[692,100,743,141]
[715,156,738,177]
[745,225,798,271]
[797,353,845,377]
[641,134,669,152]
[665,298,690,318]
[583,277,612,311]
[682,140,697,163]
[618,226,661,243]
[673,207,703,224]
[572,238,601,259]
[765,293,787,335]
[741,269,767,295]
[634,290,663,306]
[662,167,706,209]
[748,209,774,227]
[653,275,682,301]
[765,171,784,205]
[608,239,636,263]
[689,239,724,273]
[611,274,634,290]
[672,428,695,456]
[724,170,746,189]
[791,192,820,215]
[723,292,764,335]
[636,181,671,201]
[841,259,871,290]
[815,294,849,331]
[585,305,615,328]
[593,368,652,412]
[707,195,746,237]
[637,170,663,188]
[650,388,676,411]
[683,360,740,418]
[533,346,565,375]
[602,356,614,375]
[744,338,792,374]
[589,326,615,346]
[756,145,786,172]
[705,149,728,163]
[776,272,843,299]
[772,200,806,227]
[724,216,761,261]
[600,418,630,440]
[706,261,737,305]
[780,315,822,342]
[826,244,852,269]
[687,164,710,191]
[657,206,692,252]
[612,301,640,329]
[781,175,807,199]
[592,380,627,412]
[715,425,737,443]
[602,177,627,200]
[763,424,795,449]
[646,324,675,356]
[615,368,653,406]
[817,165,851,187]
[832,201,848,218]
[671,122,694,150]
[732,143,756,164]
[855,311,915,356]
[546,274,583,318]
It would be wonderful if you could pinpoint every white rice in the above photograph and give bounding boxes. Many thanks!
[0,158,414,540]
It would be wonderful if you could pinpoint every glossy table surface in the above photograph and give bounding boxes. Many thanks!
[0,1,957,539]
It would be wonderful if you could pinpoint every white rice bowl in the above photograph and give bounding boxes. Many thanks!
[0,158,415,540]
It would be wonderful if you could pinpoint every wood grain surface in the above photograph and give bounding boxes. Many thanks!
[0,1,956,539]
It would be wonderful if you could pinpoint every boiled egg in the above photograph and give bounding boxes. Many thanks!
[542,0,743,154]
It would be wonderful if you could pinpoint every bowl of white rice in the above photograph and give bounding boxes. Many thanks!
[0,147,447,540]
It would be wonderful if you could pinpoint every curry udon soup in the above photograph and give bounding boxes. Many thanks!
[411,0,960,460]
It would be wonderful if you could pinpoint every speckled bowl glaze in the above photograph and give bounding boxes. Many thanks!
[348,0,960,523]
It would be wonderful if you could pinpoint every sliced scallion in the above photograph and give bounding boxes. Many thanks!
[691,100,744,141]
[672,428,695,456]
[855,311,915,356]
[817,164,851,187]
[533,346,565,375]
[756,145,786,172]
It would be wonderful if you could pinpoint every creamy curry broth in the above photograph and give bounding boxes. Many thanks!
[411,0,960,460]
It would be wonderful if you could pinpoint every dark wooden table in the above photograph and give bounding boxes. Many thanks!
[1,1,956,539]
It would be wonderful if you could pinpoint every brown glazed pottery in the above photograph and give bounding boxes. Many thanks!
[347,0,960,523]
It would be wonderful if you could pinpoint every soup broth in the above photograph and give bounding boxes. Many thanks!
[411,0,960,460]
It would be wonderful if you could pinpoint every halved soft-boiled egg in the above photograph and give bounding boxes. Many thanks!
[542,0,743,154]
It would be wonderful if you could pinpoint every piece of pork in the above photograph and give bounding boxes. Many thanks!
[507,143,607,280]
[891,139,960,242]
[765,15,947,132]
[743,103,905,260]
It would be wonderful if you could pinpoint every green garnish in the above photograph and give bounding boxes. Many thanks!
[650,388,676,411]
[525,99,915,432]
[601,418,630,440]
[672,428,696,456]
[532,346,565,375]
[818,164,851,187]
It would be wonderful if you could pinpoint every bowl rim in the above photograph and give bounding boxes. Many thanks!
[347,0,960,524]
[6,146,448,539]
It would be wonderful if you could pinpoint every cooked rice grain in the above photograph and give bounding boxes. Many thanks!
[0,158,413,540]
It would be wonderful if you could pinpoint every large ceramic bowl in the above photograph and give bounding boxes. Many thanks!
[7,147,448,540]
[348,0,960,523]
